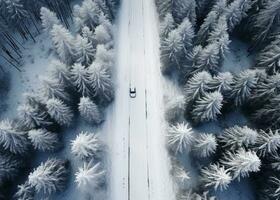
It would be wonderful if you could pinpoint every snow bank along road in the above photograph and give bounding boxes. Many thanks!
[103,0,175,199]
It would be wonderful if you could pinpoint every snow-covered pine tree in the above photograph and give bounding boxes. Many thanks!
[184,71,212,105]
[40,7,60,33]
[160,13,175,40]
[191,91,223,123]
[106,0,120,19]
[193,133,217,158]
[75,35,95,66]
[166,122,194,154]
[75,161,105,192]
[254,94,280,128]
[51,24,75,65]
[207,16,228,44]
[264,176,280,200]
[0,119,29,154]
[0,153,20,185]
[94,23,112,45]
[170,158,190,189]
[14,181,35,200]
[28,129,59,152]
[255,35,280,74]
[250,73,280,105]
[220,148,261,180]
[70,63,93,97]
[88,61,114,103]
[28,159,68,195]
[252,0,280,49]
[17,102,52,131]
[95,44,114,67]
[256,129,280,157]
[71,131,103,160]
[200,163,232,191]
[177,17,195,54]
[79,97,103,124]
[73,0,103,31]
[160,29,184,71]
[230,70,258,106]
[196,0,213,20]
[196,0,227,46]
[218,125,258,151]
[40,76,70,102]
[177,190,216,200]
[270,154,280,171]
[209,72,233,96]
[183,45,203,77]
[48,59,72,87]
[82,26,96,45]
[225,0,253,32]
[46,98,73,126]
[164,82,185,123]
[192,42,221,75]
[173,0,196,25]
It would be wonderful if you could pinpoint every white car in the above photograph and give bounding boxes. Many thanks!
[129,87,136,98]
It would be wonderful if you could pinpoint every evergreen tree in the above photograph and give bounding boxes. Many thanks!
[0,119,29,154]
[14,182,35,200]
[70,63,93,97]
[75,161,105,192]
[250,73,280,105]
[200,163,232,191]
[252,0,280,48]
[173,0,196,25]
[177,17,195,53]
[208,72,233,95]
[264,176,280,200]
[219,126,258,151]
[95,44,114,67]
[46,98,73,126]
[254,94,280,128]
[28,159,68,195]
[40,7,60,33]
[48,59,72,87]
[73,0,101,31]
[256,129,280,157]
[160,29,184,70]
[184,71,212,104]
[164,82,185,123]
[220,148,261,180]
[207,16,228,44]
[177,190,216,200]
[166,122,194,154]
[94,23,112,45]
[255,35,280,74]
[160,13,175,40]
[75,35,95,66]
[81,26,96,45]
[193,133,217,158]
[230,70,258,106]
[51,24,75,65]
[17,102,52,131]
[89,61,114,103]
[196,0,227,46]
[28,129,59,152]
[0,153,20,185]
[170,159,190,189]
[40,76,70,102]
[71,131,103,160]
[192,42,221,75]
[191,91,223,123]
[225,0,253,32]
[106,0,120,18]
[79,97,103,124]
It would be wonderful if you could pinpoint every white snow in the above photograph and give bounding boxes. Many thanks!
[102,0,175,199]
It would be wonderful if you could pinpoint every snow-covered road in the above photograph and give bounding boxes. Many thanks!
[104,0,175,199]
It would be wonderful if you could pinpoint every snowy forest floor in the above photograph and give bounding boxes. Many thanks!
[0,6,256,200]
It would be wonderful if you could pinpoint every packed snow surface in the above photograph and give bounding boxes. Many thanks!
[102,0,175,199]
